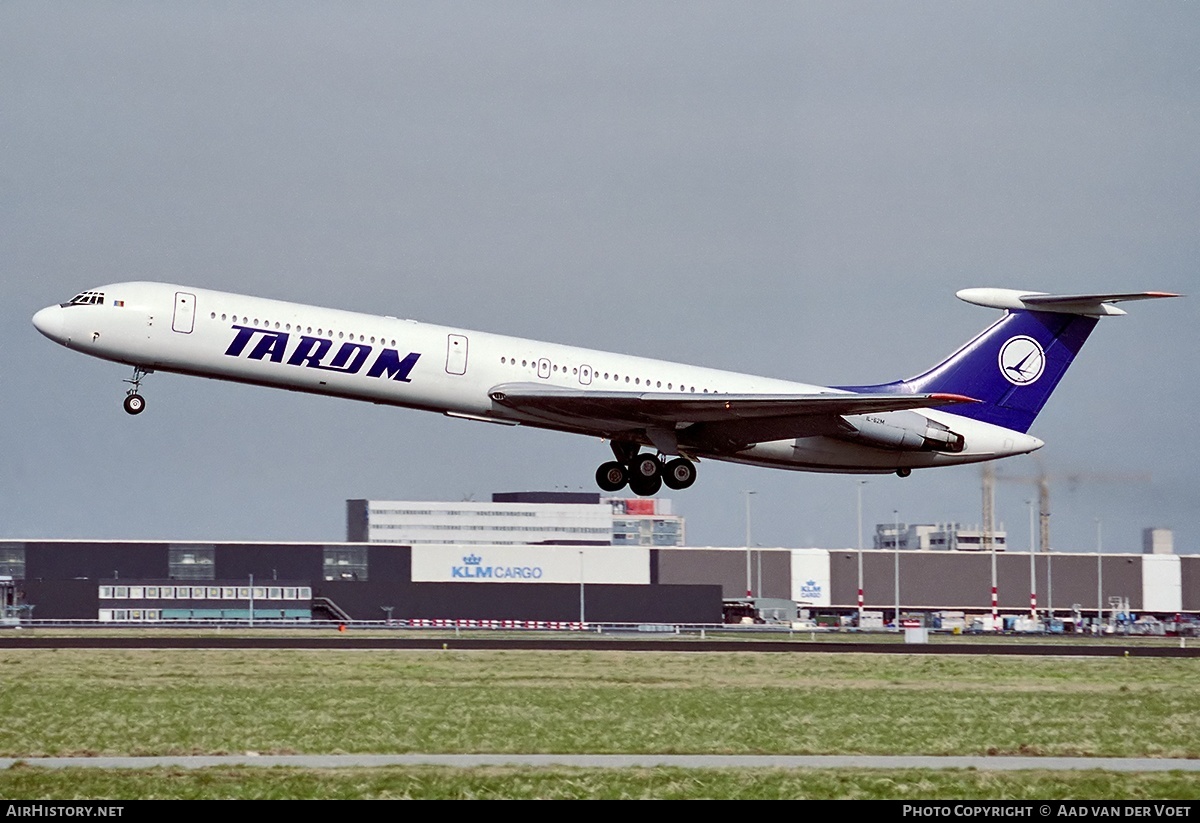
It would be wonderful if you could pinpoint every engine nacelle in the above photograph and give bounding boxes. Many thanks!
[842,411,965,453]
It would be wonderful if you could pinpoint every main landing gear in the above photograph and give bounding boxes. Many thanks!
[122,366,152,415]
[595,443,697,496]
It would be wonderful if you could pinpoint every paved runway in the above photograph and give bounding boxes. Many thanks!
[3,754,1199,771]
[1,634,1196,656]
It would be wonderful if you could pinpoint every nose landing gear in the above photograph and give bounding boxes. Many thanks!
[122,366,152,415]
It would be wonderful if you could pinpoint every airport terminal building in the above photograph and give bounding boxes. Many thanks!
[3,536,1197,626]
[347,492,685,547]
[2,491,1194,626]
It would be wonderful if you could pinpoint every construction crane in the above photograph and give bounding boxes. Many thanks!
[985,465,1151,552]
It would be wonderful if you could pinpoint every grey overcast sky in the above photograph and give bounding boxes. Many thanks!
[2,2,1197,553]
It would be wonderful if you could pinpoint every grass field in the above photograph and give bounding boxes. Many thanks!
[3,766,1198,800]
[2,646,1198,798]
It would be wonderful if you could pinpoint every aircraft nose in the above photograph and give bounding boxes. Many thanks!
[32,305,64,342]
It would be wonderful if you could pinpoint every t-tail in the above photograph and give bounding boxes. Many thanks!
[841,289,1180,434]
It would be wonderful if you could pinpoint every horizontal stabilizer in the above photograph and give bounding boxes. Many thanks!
[957,288,1180,316]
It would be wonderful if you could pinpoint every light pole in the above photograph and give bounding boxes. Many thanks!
[856,480,867,625]
[1027,499,1037,621]
[1097,519,1104,631]
[743,491,756,598]
[990,515,999,630]
[579,550,585,625]
[893,509,900,629]
[1047,537,1054,624]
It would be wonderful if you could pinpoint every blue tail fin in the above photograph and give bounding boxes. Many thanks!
[893,310,1097,433]
[842,310,1096,433]
[840,289,1177,433]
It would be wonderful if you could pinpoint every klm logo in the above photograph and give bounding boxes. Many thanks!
[224,326,420,382]
[799,579,822,600]
[451,553,544,580]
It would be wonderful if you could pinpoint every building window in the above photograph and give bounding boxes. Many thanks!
[0,543,25,579]
[324,546,368,581]
[169,545,215,580]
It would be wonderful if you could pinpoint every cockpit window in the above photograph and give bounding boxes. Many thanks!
[63,291,105,306]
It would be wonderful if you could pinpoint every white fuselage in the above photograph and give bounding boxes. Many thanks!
[32,282,1042,475]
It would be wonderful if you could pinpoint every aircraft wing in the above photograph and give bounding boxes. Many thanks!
[487,382,976,445]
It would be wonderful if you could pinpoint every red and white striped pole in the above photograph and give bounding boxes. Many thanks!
[991,585,998,628]
[1030,591,1037,620]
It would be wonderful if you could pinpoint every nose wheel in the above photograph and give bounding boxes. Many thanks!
[122,366,152,415]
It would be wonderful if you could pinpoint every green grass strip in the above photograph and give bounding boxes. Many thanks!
[1,649,1196,759]
[2,766,1199,800]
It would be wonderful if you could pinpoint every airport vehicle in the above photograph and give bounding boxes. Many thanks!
[32,283,1175,494]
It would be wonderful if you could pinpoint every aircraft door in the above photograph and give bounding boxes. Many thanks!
[446,334,468,375]
[537,358,551,379]
[171,292,196,334]
[579,364,593,385]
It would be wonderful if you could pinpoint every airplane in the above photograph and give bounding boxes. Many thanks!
[32,283,1177,495]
